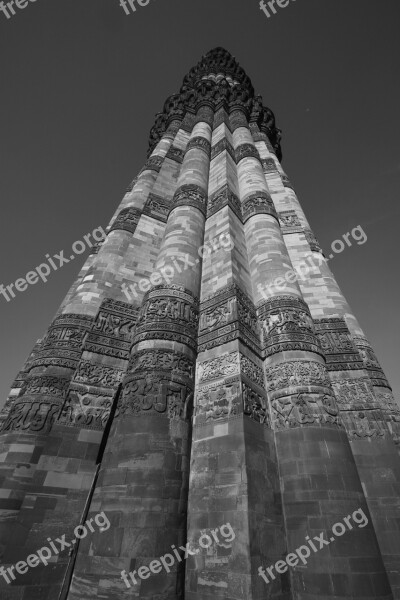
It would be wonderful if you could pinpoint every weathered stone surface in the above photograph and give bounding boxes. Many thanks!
[0,47,399,600]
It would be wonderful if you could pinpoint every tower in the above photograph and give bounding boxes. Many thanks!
[1,47,399,600]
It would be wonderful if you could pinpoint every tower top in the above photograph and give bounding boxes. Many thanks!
[181,47,254,95]
[147,48,282,161]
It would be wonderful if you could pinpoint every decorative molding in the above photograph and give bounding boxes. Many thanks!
[279,210,302,232]
[133,285,199,350]
[235,143,261,164]
[171,184,208,217]
[353,336,390,388]
[211,137,235,161]
[142,155,164,173]
[207,184,241,221]
[142,193,170,223]
[186,136,211,158]
[242,192,278,223]
[271,392,341,430]
[109,207,141,234]
[73,361,124,388]
[166,145,185,163]
[257,296,322,357]
[265,360,330,393]
[315,318,364,371]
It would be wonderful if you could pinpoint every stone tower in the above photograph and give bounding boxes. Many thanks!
[1,47,399,600]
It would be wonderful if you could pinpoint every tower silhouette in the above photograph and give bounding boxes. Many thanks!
[1,48,399,600]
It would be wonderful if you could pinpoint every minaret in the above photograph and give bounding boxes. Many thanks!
[0,48,399,600]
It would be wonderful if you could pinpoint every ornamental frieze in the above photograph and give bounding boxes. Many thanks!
[242,192,278,223]
[199,298,235,332]
[207,184,242,221]
[0,400,61,434]
[240,354,265,389]
[109,207,141,234]
[142,193,171,223]
[278,210,302,231]
[235,143,261,164]
[261,157,277,172]
[258,296,320,356]
[265,360,330,392]
[341,409,387,439]
[128,349,194,380]
[243,382,269,425]
[171,184,208,217]
[73,361,124,388]
[165,146,185,163]
[23,376,70,398]
[314,318,363,371]
[120,374,193,420]
[195,380,241,423]
[136,288,199,331]
[271,392,340,430]
[211,137,235,161]
[142,155,164,173]
[199,352,239,382]
[331,377,376,408]
[186,136,212,157]
[57,389,113,431]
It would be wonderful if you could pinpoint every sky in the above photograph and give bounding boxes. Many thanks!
[0,0,399,404]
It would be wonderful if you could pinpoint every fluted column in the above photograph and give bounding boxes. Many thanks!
[66,106,213,600]
[233,111,392,600]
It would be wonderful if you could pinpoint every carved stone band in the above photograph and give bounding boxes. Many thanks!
[170,184,208,217]
[242,192,278,223]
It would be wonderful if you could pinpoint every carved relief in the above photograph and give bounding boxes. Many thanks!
[265,361,330,392]
[0,400,61,434]
[57,390,113,430]
[341,410,387,439]
[331,377,376,408]
[210,138,235,162]
[235,143,260,163]
[143,155,164,173]
[199,352,239,382]
[24,376,69,398]
[271,392,340,430]
[199,298,235,332]
[207,184,242,221]
[186,136,211,157]
[198,284,260,354]
[258,296,321,356]
[172,184,207,216]
[243,382,269,425]
[353,336,390,387]
[279,210,301,230]
[166,146,185,163]
[315,318,363,371]
[129,349,194,379]
[240,355,265,388]
[195,380,241,422]
[134,288,199,349]
[242,192,278,223]
[142,193,171,223]
[74,361,123,388]
[261,158,277,172]
[120,375,193,420]
[109,207,141,234]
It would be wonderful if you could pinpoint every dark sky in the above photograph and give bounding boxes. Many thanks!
[1,0,399,405]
